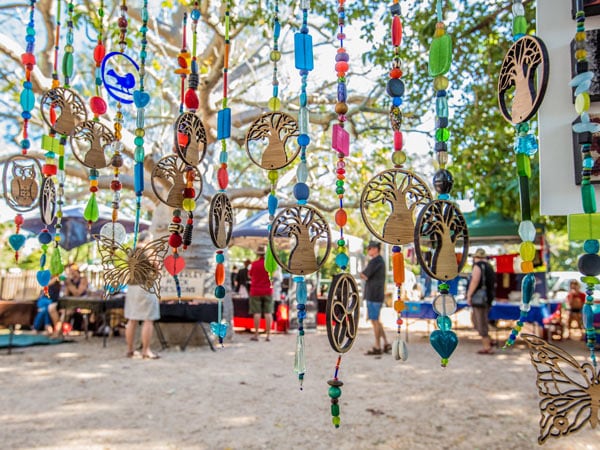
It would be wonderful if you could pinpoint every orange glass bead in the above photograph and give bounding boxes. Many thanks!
[215,263,225,285]
[392,252,404,284]
[390,68,403,79]
[521,261,534,273]
[394,300,405,313]
[335,208,347,227]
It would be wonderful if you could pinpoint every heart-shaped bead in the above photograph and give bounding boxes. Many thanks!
[133,90,150,108]
[430,329,458,360]
[164,255,185,276]
[8,234,26,251]
[210,321,228,339]
[36,269,51,287]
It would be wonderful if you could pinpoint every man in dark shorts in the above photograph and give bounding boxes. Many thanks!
[466,248,496,354]
[249,245,273,341]
[360,241,390,355]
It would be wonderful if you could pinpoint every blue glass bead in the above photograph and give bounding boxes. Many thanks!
[40,253,46,267]
[214,285,226,298]
[20,88,35,111]
[436,315,452,331]
[134,163,144,194]
[25,35,34,43]
[217,108,231,140]
[337,83,347,102]
[37,270,51,287]
[294,183,309,201]
[436,97,448,117]
[335,52,349,62]
[38,231,52,245]
[274,21,281,38]
[436,117,448,128]
[297,134,310,146]
[300,92,307,107]
[297,303,306,310]
[21,139,30,149]
[191,60,198,73]
[386,79,405,97]
[273,86,279,97]
[392,97,402,106]
[23,81,32,89]
[515,134,538,156]
[584,157,595,169]
[296,162,308,183]
[216,253,225,263]
[584,304,594,328]
[294,32,314,71]
[578,253,600,276]
[191,9,200,20]
[335,252,349,269]
[575,79,592,96]
[219,151,228,164]
[570,71,595,87]
[522,273,535,304]
[134,136,144,146]
[436,90,447,97]
[584,240,600,254]
[296,280,307,304]
[267,195,278,217]
[298,310,306,319]
[438,194,450,200]
[21,111,31,119]
[392,245,401,253]
[140,49,147,58]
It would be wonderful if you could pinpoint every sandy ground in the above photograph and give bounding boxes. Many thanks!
[1,309,600,450]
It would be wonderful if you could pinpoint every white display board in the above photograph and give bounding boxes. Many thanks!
[160,269,207,300]
[538,0,600,215]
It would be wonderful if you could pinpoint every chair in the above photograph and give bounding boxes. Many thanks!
[542,303,564,341]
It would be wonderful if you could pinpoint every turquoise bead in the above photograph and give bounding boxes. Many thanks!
[328,386,341,398]
[134,136,144,146]
[214,285,226,298]
[296,280,307,304]
[219,151,228,163]
[19,88,35,111]
[522,273,535,304]
[335,252,349,269]
[216,253,225,263]
[134,147,145,162]
[515,134,538,155]
[584,240,600,254]
[436,97,448,117]
[436,315,452,331]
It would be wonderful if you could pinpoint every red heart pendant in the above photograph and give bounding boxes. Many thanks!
[164,255,186,276]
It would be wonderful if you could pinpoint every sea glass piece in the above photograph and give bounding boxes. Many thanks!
[294,33,314,71]
[568,213,600,241]
[217,108,231,140]
[428,34,452,77]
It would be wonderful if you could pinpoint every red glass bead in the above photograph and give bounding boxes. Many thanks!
[110,180,122,191]
[169,233,183,248]
[335,209,347,227]
[177,132,189,147]
[90,186,98,193]
[177,54,188,68]
[93,44,106,65]
[392,16,402,46]
[49,107,57,126]
[390,68,402,79]
[337,47,346,54]
[335,61,349,73]
[172,216,182,223]
[42,164,57,176]
[90,96,107,115]
[217,167,229,190]
[118,17,128,29]
[394,131,403,150]
[183,187,195,198]
[396,318,404,325]
[215,263,225,285]
[336,168,346,175]
[14,214,24,226]
[186,169,195,182]
[184,89,199,110]
[21,52,36,66]
[187,218,193,225]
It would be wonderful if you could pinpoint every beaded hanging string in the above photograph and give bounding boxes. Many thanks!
[569,0,599,364]
[209,0,234,345]
[497,1,549,349]
[132,0,150,248]
[326,0,359,428]
[6,0,39,263]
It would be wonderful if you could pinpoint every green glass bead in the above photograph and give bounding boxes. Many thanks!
[568,213,600,240]
[433,75,449,91]
[270,50,281,62]
[336,180,344,187]
[84,194,99,222]
[328,386,341,398]
[268,170,278,183]
[520,241,536,261]
[98,8,104,16]
[516,153,531,177]
[337,239,346,246]
[332,416,341,427]
[265,247,278,276]
[516,122,529,133]
[582,275,600,285]
[582,184,597,213]
[392,151,406,165]
[519,176,531,220]
[331,403,340,416]
[435,128,450,142]
[50,247,64,276]
[428,34,452,77]
[336,187,345,195]
[268,97,280,112]
[134,147,145,162]
[62,52,74,78]
[439,282,449,290]
[512,15,527,36]
[576,92,591,114]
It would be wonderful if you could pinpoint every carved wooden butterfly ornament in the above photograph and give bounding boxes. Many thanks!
[522,334,600,444]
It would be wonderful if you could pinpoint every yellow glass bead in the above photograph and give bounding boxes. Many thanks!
[519,241,536,262]
[90,180,99,187]
[392,151,406,166]
[394,300,405,312]
[55,235,61,241]
[433,75,449,91]
[576,32,586,41]
[182,198,196,211]
[114,122,123,131]
[115,112,123,120]
[115,131,122,140]
[515,324,522,332]
[51,79,60,89]
[575,49,587,60]
[270,50,281,62]
[64,45,74,53]
[268,170,278,182]
[135,128,145,137]
[268,97,281,112]
[576,92,590,114]
[56,211,62,218]
[521,261,534,273]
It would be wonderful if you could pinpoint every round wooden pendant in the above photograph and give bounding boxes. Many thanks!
[209,192,233,249]
[414,200,469,281]
[245,112,300,170]
[498,35,549,125]
[70,121,115,169]
[39,177,56,226]
[269,205,331,275]
[173,112,207,166]
[360,168,433,245]
[326,273,360,354]
[3,155,41,212]
[40,87,88,136]
[151,155,203,208]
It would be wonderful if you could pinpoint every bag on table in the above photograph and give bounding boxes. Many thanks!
[471,289,488,307]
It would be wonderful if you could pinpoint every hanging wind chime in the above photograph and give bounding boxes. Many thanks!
[413,0,469,367]
[325,0,360,428]
[4,0,42,264]
[497,0,549,348]
[360,0,432,363]
[269,0,331,389]
[209,0,235,345]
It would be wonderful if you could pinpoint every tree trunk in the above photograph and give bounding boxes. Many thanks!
[432,227,458,280]
[511,64,534,123]
[383,195,415,245]
[260,128,287,169]
[289,228,318,274]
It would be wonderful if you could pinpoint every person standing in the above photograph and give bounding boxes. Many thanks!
[566,279,585,338]
[360,241,390,355]
[466,248,496,354]
[124,232,160,359]
[236,259,251,297]
[248,245,273,341]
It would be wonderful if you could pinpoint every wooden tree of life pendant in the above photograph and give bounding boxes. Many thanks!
[245,111,300,170]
